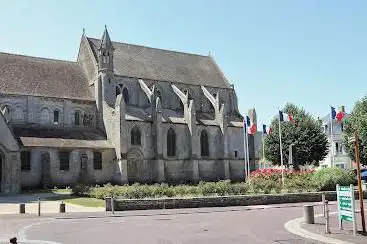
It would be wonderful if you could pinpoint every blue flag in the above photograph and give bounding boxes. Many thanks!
[331,106,336,119]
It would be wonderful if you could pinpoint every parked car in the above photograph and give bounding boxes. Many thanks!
[353,168,367,182]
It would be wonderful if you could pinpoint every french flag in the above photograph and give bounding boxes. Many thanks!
[246,115,257,135]
[263,124,272,135]
[331,106,345,123]
[279,111,293,122]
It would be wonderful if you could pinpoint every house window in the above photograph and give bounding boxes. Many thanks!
[131,127,141,145]
[200,130,209,157]
[59,151,70,171]
[167,128,176,156]
[335,142,339,155]
[234,151,238,158]
[54,110,60,123]
[324,125,328,133]
[21,151,31,171]
[74,111,80,126]
[93,152,102,170]
[122,87,129,104]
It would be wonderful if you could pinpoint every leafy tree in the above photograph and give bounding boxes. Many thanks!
[342,96,367,166]
[264,103,328,170]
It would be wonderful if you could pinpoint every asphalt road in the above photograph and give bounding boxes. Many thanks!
[2,203,333,244]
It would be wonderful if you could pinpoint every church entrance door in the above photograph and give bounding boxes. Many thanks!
[127,149,143,184]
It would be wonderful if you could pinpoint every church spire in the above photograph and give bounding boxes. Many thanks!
[100,25,113,50]
[97,25,114,72]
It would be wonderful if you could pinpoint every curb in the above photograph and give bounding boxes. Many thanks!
[284,212,353,244]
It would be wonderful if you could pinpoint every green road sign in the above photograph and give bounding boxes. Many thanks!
[336,184,357,234]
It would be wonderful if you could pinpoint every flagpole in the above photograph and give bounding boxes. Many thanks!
[330,106,334,167]
[262,128,265,169]
[245,126,250,178]
[243,120,249,180]
[278,112,284,186]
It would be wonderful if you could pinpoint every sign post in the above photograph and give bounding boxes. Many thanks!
[336,184,357,235]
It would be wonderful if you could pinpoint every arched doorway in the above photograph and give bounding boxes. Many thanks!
[127,149,143,184]
[41,152,51,188]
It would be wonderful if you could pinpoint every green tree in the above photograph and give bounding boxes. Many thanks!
[264,103,328,170]
[342,96,367,166]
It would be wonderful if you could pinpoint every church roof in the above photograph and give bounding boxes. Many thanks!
[13,127,113,149]
[87,37,231,88]
[0,52,94,101]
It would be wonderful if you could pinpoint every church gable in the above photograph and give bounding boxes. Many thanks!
[86,37,231,89]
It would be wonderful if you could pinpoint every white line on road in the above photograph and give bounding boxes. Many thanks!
[284,212,354,244]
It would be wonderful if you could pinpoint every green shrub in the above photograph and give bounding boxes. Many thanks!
[312,168,355,191]
[71,183,90,196]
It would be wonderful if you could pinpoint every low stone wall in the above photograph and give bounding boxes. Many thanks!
[105,191,367,211]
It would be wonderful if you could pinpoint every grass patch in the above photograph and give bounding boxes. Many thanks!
[44,194,104,208]
[21,188,72,194]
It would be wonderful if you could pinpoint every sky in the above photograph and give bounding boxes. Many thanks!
[0,0,366,127]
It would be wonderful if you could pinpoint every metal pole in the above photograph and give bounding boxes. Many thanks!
[330,106,334,167]
[38,197,41,217]
[245,125,250,179]
[354,130,366,233]
[278,113,284,186]
[111,196,115,215]
[322,193,326,217]
[262,129,265,169]
[325,200,330,234]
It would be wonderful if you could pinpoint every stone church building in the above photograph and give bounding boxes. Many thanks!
[0,27,245,194]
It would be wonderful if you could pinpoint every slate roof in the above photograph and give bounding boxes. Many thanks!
[13,127,113,149]
[87,38,231,88]
[0,52,94,100]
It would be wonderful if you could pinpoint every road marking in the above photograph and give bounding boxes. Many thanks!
[284,212,354,244]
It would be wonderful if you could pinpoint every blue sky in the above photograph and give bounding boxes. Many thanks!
[1,0,366,126]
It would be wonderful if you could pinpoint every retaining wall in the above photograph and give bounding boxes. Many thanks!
[105,191,367,211]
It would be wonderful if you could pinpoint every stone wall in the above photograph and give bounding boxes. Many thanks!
[20,148,116,189]
[0,94,96,128]
[106,191,367,211]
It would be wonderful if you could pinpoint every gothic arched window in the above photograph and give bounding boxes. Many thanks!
[14,106,24,122]
[131,126,141,145]
[200,130,209,157]
[53,110,60,123]
[122,87,129,104]
[116,86,121,97]
[40,108,50,125]
[74,111,81,126]
[167,128,176,157]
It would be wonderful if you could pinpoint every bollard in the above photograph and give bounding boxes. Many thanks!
[325,200,330,234]
[19,203,25,214]
[303,205,315,224]
[322,193,326,217]
[111,196,114,214]
[38,197,41,217]
[59,201,66,213]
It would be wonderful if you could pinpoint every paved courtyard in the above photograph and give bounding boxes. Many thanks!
[0,203,330,244]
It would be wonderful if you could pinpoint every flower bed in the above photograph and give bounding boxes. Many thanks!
[72,168,355,199]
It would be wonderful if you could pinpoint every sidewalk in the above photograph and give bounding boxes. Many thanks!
[301,213,367,244]
[0,193,104,215]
